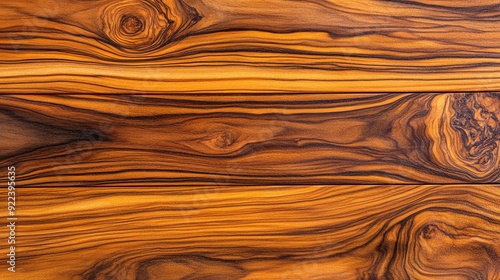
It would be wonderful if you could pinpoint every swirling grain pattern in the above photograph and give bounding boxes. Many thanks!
[1,93,500,185]
[1,0,500,93]
[1,185,498,279]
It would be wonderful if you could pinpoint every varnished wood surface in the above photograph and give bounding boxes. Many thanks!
[1,185,499,279]
[1,0,500,93]
[1,1,500,278]
[1,93,500,186]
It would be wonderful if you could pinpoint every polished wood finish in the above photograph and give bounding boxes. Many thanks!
[1,185,499,279]
[1,0,500,279]
[1,0,500,93]
[1,93,500,186]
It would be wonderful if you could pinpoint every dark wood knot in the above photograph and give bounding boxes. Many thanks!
[449,93,500,176]
[213,131,236,149]
[100,0,201,53]
[421,224,437,239]
[101,0,170,52]
[120,15,145,35]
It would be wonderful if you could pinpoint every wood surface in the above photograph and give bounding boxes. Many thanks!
[1,0,500,93]
[1,93,500,186]
[1,185,499,280]
[1,0,500,279]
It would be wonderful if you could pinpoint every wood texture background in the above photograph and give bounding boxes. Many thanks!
[1,186,499,279]
[1,0,500,279]
[1,93,500,186]
[1,0,500,93]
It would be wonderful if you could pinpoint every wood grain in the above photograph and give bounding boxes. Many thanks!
[1,93,500,186]
[1,0,500,93]
[2,1,499,279]
[1,185,499,279]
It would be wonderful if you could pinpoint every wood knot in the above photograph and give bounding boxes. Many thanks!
[427,93,500,180]
[421,224,437,239]
[101,0,170,52]
[213,131,236,149]
[100,0,201,53]
[120,15,144,35]
[449,93,500,176]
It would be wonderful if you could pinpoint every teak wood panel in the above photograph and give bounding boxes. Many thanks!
[1,185,499,280]
[1,93,499,186]
[1,0,500,93]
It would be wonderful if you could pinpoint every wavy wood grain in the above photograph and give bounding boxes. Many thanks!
[1,185,499,279]
[1,93,500,186]
[1,0,500,93]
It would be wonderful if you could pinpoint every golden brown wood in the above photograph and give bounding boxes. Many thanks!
[1,1,500,278]
[1,93,500,186]
[1,185,499,279]
[1,0,500,93]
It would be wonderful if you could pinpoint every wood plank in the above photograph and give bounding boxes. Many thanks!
[2,185,499,279]
[1,0,500,93]
[1,93,500,186]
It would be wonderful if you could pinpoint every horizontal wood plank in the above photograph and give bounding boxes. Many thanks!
[1,0,500,93]
[2,185,499,279]
[1,93,499,186]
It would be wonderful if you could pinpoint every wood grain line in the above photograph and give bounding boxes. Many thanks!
[2,185,499,279]
[1,93,499,186]
[1,0,500,93]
